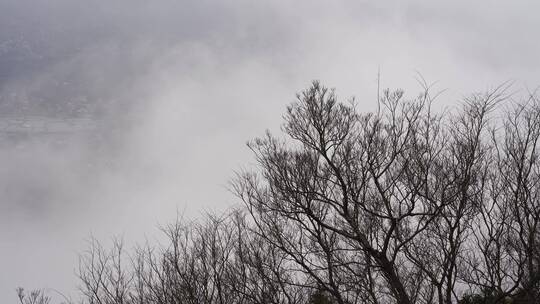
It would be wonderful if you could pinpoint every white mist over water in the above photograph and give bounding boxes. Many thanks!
[1,1,540,302]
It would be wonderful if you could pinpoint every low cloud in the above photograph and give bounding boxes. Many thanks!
[1,0,539,302]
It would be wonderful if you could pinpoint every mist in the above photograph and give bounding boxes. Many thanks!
[1,0,540,302]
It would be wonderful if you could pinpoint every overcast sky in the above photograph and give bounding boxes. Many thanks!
[1,0,540,302]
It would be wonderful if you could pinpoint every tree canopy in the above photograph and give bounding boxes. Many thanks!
[22,81,540,304]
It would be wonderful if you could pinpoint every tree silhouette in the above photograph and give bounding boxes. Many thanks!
[308,287,335,304]
[233,81,540,304]
[23,81,540,304]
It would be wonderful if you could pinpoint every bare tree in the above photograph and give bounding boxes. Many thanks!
[32,80,540,304]
[16,288,51,304]
[458,94,540,303]
[76,211,306,304]
[233,81,538,304]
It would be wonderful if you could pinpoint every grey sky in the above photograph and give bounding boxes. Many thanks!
[1,0,539,302]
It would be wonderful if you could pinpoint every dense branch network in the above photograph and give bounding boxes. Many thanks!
[21,81,540,304]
